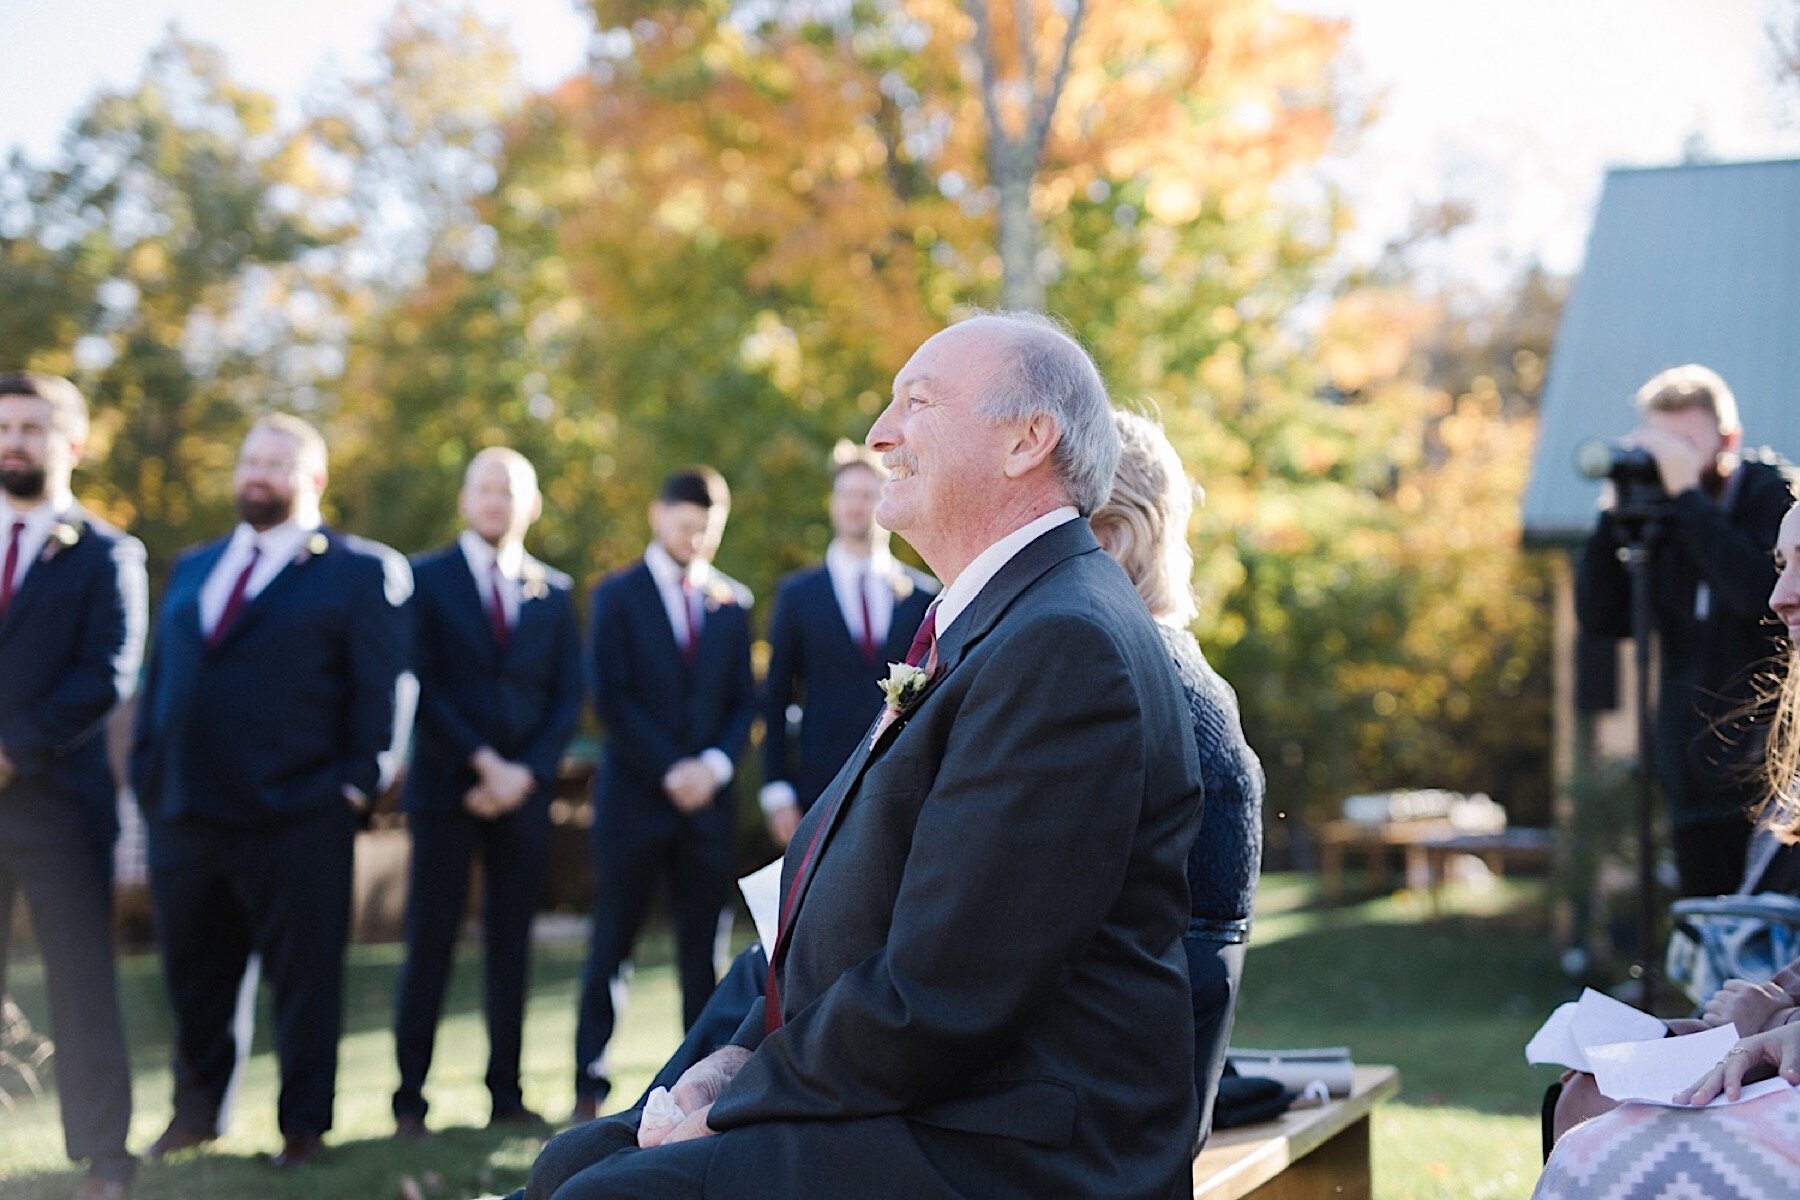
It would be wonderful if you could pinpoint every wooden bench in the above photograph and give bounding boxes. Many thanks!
[1192,1065,1399,1200]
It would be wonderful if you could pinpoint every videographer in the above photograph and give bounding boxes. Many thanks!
[1576,364,1797,897]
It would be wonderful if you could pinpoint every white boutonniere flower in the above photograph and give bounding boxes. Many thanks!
[871,660,933,749]
[878,661,931,716]
[294,531,330,564]
[890,570,914,601]
[522,562,549,601]
[39,520,81,563]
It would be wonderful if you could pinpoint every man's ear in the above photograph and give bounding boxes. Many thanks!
[1002,413,1060,481]
[1722,427,1744,456]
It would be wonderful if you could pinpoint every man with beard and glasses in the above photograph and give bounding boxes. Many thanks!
[1576,366,1799,896]
[131,414,411,1168]
[0,372,146,1200]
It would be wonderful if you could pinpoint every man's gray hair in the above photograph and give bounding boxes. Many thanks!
[967,311,1120,515]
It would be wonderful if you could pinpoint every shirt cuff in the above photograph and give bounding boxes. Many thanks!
[758,781,798,814]
[700,748,735,788]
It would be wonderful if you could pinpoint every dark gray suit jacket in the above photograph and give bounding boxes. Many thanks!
[708,518,1205,1200]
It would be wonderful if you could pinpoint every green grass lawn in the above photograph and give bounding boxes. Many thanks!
[1,874,1573,1199]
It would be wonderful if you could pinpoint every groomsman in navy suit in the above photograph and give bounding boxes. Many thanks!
[0,373,146,1200]
[132,414,411,1168]
[759,447,937,846]
[573,467,755,1120]
[390,447,580,1139]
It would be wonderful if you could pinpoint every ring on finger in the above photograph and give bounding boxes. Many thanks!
[1725,1047,1749,1058]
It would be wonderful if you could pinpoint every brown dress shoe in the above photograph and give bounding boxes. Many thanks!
[145,1121,213,1160]
[271,1133,324,1168]
[73,1178,131,1200]
[569,1096,599,1124]
[489,1104,546,1129]
[394,1114,431,1142]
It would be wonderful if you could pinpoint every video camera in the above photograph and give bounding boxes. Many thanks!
[1576,438,1670,524]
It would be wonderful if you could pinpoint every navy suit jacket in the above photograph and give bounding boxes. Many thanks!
[401,543,581,815]
[711,520,1205,1200]
[0,508,147,849]
[760,561,937,811]
[587,559,754,836]
[131,528,411,825]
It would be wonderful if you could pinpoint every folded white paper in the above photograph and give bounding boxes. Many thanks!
[1587,1024,1794,1108]
[737,858,783,951]
[1525,988,1666,1074]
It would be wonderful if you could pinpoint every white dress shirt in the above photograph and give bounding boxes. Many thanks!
[198,518,320,635]
[0,487,76,597]
[643,542,734,787]
[933,506,1080,637]
[459,530,524,627]
[825,540,895,652]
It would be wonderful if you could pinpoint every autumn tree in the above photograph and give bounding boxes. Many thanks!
[0,32,340,574]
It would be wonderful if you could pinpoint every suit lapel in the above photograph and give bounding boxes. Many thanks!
[0,507,85,639]
[813,567,866,663]
[932,519,1098,672]
[625,561,684,666]
[212,530,326,650]
[773,656,956,964]
[450,548,505,661]
[773,520,1099,961]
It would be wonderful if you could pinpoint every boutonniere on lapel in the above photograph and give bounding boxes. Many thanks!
[293,531,330,566]
[521,561,549,601]
[889,569,915,601]
[38,520,82,563]
[871,661,933,748]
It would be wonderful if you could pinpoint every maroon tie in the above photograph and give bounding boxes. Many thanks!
[0,519,23,618]
[679,578,701,665]
[487,564,511,652]
[764,601,939,1034]
[208,544,262,648]
[857,571,878,664]
[901,601,938,668]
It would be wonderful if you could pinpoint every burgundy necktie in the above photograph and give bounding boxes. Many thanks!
[679,577,701,665]
[901,601,938,668]
[487,563,511,652]
[208,544,262,648]
[857,570,878,663]
[0,519,23,618]
[764,601,939,1035]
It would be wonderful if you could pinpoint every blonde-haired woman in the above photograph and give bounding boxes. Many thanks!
[1092,411,1264,1151]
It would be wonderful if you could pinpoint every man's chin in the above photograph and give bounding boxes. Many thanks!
[235,498,294,529]
[0,466,46,500]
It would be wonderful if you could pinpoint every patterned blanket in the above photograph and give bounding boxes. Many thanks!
[1533,1087,1800,1199]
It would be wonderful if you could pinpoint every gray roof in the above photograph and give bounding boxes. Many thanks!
[1522,158,1800,542]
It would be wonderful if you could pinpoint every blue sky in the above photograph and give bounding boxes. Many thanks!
[4,0,1797,283]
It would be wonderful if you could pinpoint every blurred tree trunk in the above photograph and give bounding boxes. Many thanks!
[962,0,1086,312]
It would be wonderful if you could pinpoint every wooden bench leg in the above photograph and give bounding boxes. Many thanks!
[1239,1114,1372,1200]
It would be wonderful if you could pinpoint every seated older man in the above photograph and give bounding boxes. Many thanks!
[520,312,1206,1200]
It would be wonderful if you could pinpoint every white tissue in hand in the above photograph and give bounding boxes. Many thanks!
[642,1086,686,1130]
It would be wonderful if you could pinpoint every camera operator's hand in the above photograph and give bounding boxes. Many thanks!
[1624,424,1708,496]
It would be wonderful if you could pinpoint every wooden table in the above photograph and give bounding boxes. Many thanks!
[1192,1065,1400,1200]
[1317,819,1459,903]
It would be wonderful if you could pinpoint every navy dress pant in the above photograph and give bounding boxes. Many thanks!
[148,806,355,1137]
[0,837,134,1182]
[573,809,733,1102]
[392,803,549,1120]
